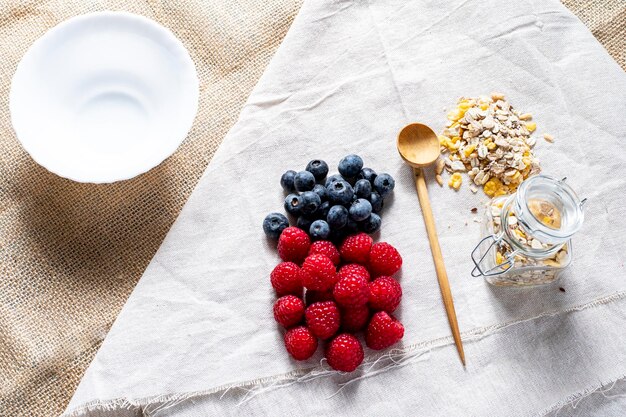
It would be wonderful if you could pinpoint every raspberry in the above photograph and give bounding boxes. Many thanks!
[270,262,303,296]
[278,227,311,263]
[273,295,305,328]
[365,311,404,350]
[341,304,370,332]
[339,233,373,264]
[337,263,370,282]
[301,254,337,291]
[325,333,364,372]
[305,289,334,306]
[284,326,318,360]
[368,276,402,313]
[333,275,369,308]
[308,241,340,265]
[368,242,402,277]
[305,301,340,340]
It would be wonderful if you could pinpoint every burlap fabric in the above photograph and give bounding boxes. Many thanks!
[0,1,622,417]
[562,0,625,69]
[0,1,301,416]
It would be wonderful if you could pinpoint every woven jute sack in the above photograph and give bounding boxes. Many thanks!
[0,1,301,416]
[562,0,625,70]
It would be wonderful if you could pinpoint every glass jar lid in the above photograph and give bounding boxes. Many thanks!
[513,175,585,245]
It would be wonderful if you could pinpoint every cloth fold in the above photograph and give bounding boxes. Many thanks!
[63,0,626,415]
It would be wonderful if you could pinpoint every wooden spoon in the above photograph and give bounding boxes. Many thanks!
[397,123,466,366]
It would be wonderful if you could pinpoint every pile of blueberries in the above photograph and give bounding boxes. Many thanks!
[263,155,395,241]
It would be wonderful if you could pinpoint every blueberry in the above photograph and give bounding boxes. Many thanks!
[329,228,346,244]
[338,154,363,178]
[373,173,395,198]
[263,212,289,239]
[349,198,372,221]
[325,174,344,188]
[327,205,348,229]
[280,170,297,192]
[294,170,316,192]
[327,180,354,205]
[309,220,331,240]
[344,218,359,235]
[369,192,384,213]
[360,213,381,233]
[306,160,329,182]
[284,193,303,215]
[354,179,372,199]
[297,216,314,232]
[317,201,331,219]
[300,191,321,216]
[312,184,327,201]
[357,168,377,184]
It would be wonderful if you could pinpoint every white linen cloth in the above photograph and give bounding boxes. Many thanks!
[63,0,626,415]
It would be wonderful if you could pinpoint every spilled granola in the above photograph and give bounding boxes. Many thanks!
[437,93,542,196]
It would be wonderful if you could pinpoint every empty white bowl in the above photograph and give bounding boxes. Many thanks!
[10,12,199,183]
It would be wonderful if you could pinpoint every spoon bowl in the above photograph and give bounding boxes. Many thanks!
[397,123,440,168]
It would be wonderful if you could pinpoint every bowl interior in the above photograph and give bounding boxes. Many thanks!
[10,12,199,183]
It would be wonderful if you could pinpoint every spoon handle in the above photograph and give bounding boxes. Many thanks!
[414,167,466,366]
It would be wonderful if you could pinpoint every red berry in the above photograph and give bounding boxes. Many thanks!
[340,233,373,264]
[305,289,334,306]
[337,263,370,282]
[301,254,337,291]
[325,333,364,372]
[278,227,311,263]
[308,241,340,265]
[341,305,370,333]
[284,326,318,360]
[333,275,369,308]
[368,276,402,313]
[273,295,305,328]
[305,301,340,340]
[270,262,303,296]
[368,242,402,277]
[365,311,404,350]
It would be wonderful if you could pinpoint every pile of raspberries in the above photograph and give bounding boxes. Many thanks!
[271,227,404,372]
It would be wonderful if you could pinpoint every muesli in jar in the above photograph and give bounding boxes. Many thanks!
[471,175,585,287]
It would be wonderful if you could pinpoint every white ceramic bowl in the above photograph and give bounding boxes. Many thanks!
[10,12,199,183]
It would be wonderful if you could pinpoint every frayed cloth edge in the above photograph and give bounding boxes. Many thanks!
[61,290,626,417]
[535,374,626,417]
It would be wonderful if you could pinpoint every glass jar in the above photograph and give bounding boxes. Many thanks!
[471,175,586,287]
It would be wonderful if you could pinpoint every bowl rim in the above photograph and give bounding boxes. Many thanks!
[9,11,200,184]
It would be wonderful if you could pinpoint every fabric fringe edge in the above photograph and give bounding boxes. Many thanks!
[536,374,626,416]
[62,290,626,417]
